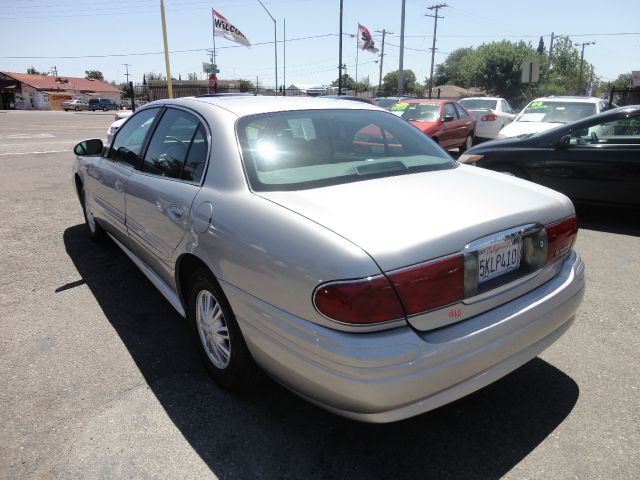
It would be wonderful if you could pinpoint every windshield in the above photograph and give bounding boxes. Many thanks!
[518,101,596,124]
[401,103,441,122]
[459,99,497,110]
[237,109,454,191]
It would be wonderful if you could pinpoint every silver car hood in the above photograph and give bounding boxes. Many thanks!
[257,165,574,272]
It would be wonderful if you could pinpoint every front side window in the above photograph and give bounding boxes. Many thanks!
[142,108,202,180]
[443,103,457,119]
[569,113,640,145]
[109,107,159,167]
[237,109,455,191]
[453,103,468,119]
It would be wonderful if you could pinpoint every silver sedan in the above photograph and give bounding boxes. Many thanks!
[72,96,585,423]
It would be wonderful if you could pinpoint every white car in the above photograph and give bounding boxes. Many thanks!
[498,96,609,139]
[458,97,516,140]
[106,117,127,144]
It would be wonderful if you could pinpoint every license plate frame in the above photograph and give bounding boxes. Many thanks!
[478,237,522,283]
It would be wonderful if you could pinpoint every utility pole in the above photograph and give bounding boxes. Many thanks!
[338,0,344,95]
[577,41,595,95]
[544,32,554,95]
[283,18,286,95]
[397,0,406,95]
[160,0,173,98]
[376,29,391,93]
[426,3,447,99]
[123,64,132,83]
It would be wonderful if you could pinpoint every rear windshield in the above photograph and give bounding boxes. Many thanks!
[519,101,596,124]
[237,109,454,191]
[374,98,398,109]
[459,99,497,110]
[401,103,441,122]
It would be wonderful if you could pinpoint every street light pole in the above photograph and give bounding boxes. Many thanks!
[577,41,595,95]
[397,0,406,95]
[257,0,278,95]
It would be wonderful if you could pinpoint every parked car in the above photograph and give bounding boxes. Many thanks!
[374,96,415,115]
[73,96,584,422]
[62,99,89,111]
[459,105,640,208]
[321,95,376,105]
[459,97,516,140]
[401,99,476,151]
[88,98,120,111]
[106,117,127,144]
[498,96,609,139]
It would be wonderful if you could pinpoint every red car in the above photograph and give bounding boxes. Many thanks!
[400,99,476,151]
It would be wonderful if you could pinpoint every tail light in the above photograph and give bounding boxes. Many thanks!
[481,114,497,121]
[313,275,405,325]
[545,215,578,263]
[314,216,578,326]
[387,255,464,316]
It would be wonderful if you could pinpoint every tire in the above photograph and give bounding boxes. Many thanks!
[64,109,69,111]
[102,106,108,112]
[80,186,107,242]
[460,134,473,153]
[75,106,79,111]
[187,269,255,391]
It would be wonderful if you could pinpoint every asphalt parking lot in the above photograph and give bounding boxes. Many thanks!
[1,110,638,479]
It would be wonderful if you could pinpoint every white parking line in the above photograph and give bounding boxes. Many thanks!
[0,150,69,156]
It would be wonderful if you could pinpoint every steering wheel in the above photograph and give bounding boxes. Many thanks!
[590,131,599,144]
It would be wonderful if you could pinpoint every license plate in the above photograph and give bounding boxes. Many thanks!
[478,238,522,283]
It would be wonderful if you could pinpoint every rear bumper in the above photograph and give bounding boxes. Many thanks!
[475,121,503,139]
[224,251,585,423]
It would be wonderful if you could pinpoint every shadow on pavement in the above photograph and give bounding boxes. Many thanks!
[63,224,579,480]
[576,204,640,237]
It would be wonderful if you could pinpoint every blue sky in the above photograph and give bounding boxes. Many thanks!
[1,0,639,88]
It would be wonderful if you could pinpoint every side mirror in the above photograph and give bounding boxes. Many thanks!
[557,134,572,148]
[74,139,104,156]
[442,115,455,123]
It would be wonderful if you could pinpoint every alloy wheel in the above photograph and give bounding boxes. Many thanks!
[195,290,231,369]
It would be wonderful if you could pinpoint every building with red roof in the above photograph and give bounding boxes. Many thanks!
[0,71,121,110]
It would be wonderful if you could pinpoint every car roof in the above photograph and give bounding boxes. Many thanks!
[527,96,602,104]
[460,97,502,101]
[149,96,382,117]
[404,99,449,104]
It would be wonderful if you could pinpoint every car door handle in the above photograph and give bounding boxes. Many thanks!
[114,179,124,192]
[168,205,184,219]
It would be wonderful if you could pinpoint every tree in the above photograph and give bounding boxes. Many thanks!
[537,36,545,55]
[458,40,538,103]
[145,72,165,81]
[85,70,104,81]
[187,72,199,81]
[433,47,474,86]
[238,79,254,92]
[331,73,357,91]
[381,69,419,96]
[26,66,46,75]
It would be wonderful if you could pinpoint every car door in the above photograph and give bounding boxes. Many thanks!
[439,103,460,148]
[82,107,160,244]
[541,113,640,207]
[124,106,210,284]
[453,102,474,142]
[501,99,516,126]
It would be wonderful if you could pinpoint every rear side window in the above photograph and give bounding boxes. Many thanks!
[109,108,160,166]
[142,108,208,182]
